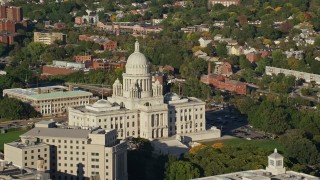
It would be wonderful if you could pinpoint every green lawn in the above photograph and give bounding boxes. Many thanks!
[202,138,285,153]
[0,130,28,152]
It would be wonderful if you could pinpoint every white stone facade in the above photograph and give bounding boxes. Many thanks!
[68,41,207,140]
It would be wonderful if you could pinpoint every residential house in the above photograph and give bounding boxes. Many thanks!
[199,37,213,48]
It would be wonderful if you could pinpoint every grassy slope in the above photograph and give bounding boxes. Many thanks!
[0,130,28,152]
[202,138,285,153]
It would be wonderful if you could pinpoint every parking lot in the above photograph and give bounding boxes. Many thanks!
[206,106,272,140]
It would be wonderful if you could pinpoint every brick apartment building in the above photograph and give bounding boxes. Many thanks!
[0,19,15,32]
[79,35,117,51]
[201,74,247,95]
[0,5,22,21]
[0,5,24,45]
[0,32,18,45]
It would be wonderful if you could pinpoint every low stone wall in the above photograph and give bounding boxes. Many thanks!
[177,127,221,143]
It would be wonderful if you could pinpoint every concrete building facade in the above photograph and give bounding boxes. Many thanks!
[4,122,128,180]
[265,66,320,84]
[34,32,66,45]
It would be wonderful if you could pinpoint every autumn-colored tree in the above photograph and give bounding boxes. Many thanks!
[212,143,224,149]
[189,144,207,154]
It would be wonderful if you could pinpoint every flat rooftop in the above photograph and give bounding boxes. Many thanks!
[6,142,49,149]
[21,127,112,139]
[72,105,137,114]
[193,169,319,180]
[29,91,92,100]
[3,87,92,100]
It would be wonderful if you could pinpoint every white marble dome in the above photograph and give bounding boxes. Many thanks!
[126,41,149,75]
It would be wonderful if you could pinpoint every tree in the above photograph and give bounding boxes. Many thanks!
[216,43,227,57]
[314,36,320,48]
[301,88,313,96]
[280,21,293,33]
[179,58,207,79]
[26,42,46,61]
[178,78,212,100]
[239,55,253,70]
[286,138,320,165]
[0,97,39,120]
[165,161,200,180]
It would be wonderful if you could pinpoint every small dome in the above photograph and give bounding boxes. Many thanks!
[126,41,148,67]
[164,92,181,102]
[113,78,121,86]
[92,99,113,108]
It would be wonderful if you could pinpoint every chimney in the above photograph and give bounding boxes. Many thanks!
[208,62,211,75]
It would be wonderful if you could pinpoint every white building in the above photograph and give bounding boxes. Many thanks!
[68,41,220,140]
[265,66,320,84]
[3,86,93,116]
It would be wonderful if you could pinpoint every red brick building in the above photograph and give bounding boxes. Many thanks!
[246,52,261,63]
[0,19,15,32]
[74,55,93,63]
[79,35,117,51]
[92,61,125,70]
[201,74,247,95]
[0,33,18,45]
[53,22,66,29]
[6,6,22,22]
[0,6,22,22]
[0,6,6,19]
[42,66,79,76]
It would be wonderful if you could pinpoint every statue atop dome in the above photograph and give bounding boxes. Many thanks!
[134,40,140,52]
